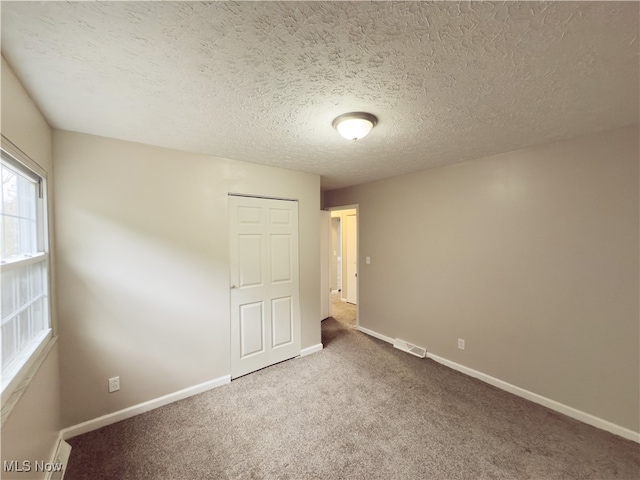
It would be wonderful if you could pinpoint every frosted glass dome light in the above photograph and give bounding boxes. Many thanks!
[332,112,378,141]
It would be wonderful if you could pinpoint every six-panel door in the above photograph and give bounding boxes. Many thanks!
[229,195,300,379]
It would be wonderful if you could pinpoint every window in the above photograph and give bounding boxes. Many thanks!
[1,149,51,392]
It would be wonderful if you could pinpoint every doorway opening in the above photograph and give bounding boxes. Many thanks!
[327,207,358,328]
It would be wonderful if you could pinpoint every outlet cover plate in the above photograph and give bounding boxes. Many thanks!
[108,376,120,393]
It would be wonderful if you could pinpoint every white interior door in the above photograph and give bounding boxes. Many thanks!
[345,214,357,305]
[229,195,300,379]
[320,210,331,320]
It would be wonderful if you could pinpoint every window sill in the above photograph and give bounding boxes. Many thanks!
[1,330,55,425]
[0,252,48,271]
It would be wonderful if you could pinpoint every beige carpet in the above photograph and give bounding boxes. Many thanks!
[330,292,356,327]
[64,318,639,479]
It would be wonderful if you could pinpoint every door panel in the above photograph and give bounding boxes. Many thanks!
[238,205,262,224]
[240,301,265,358]
[272,296,293,347]
[239,235,263,287]
[230,195,300,378]
[270,234,292,283]
[270,208,291,225]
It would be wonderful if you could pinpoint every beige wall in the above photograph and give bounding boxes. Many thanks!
[325,126,639,433]
[1,58,52,170]
[53,130,321,427]
[1,57,62,477]
[1,347,62,480]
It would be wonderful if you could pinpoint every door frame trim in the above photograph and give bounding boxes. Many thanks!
[229,192,298,202]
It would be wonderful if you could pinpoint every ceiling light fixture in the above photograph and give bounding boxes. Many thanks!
[332,112,378,142]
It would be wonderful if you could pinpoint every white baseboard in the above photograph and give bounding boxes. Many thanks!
[356,326,640,443]
[427,353,640,443]
[300,343,323,357]
[46,438,71,480]
[357,325,394,345]
[60,375,231,440]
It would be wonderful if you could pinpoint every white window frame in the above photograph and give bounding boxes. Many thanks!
[0,138,55,425]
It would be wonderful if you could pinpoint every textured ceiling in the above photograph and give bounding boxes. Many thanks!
[1,1,638,190]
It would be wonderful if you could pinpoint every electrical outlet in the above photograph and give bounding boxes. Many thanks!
[458,338,465,350]
[108,376,120,393]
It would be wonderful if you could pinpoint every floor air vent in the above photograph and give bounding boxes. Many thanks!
[393,338,426,358]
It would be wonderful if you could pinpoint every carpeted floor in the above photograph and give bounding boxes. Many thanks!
[330,292,356,327]
[64,318,639,480]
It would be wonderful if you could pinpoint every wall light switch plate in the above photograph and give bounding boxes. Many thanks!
[458,339,465,350]
[365,256,371,264]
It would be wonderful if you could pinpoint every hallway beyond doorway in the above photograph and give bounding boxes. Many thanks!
[330,292,356,327]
